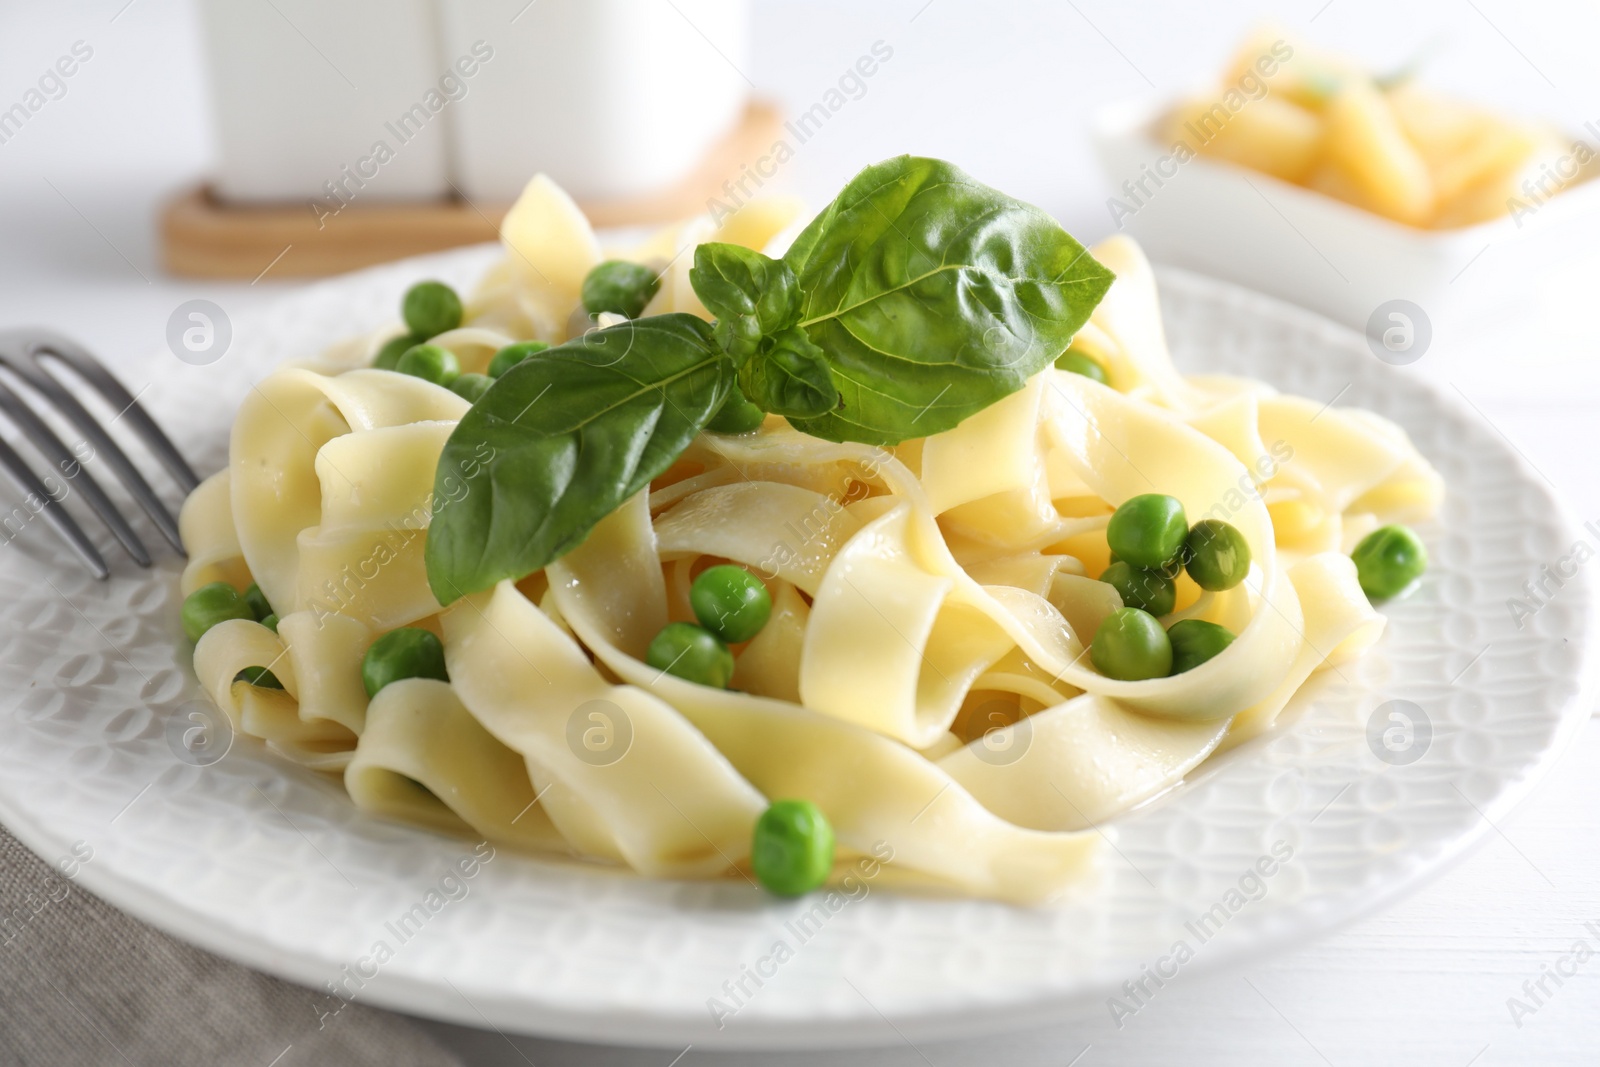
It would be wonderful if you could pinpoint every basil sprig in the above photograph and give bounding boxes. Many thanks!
[425,155,1113,603]
[688,242,839,420]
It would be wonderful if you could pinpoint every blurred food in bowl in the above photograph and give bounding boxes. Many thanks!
[1162,29,1590,229]
[1093,29,1600,330]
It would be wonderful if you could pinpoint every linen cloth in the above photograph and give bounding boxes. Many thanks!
[0,824,461,1067]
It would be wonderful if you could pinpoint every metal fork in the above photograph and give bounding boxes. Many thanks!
[0,329,198,579]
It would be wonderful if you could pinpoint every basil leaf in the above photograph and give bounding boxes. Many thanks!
[782,155,1115,445]
[690,243,838,417]
[689,243,802,360]
[424,314,733,603]
[738,326,838,419]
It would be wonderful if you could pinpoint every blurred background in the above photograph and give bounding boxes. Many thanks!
[6,1,1599,340]
[6,0,1600,503]
[4,1,1600,1063]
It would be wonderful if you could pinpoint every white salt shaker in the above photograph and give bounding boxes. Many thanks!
[196,0,452,203]
[437,0,751,202]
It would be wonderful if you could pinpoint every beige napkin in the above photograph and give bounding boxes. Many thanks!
[0,824,462,1067]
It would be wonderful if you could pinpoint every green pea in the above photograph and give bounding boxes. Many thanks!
[645,622,735,689]
[1106,494,1189,571]
[1090,607,1173,681]
[181,581,254,642]
[233,667,284,690]
[1099,561,1176,616]
[1184,519,1251,591]
[581,260,660,319]
[488,340,549,378]
[1351,524,1428,601]
[1167,619,1235,674]
[1108,548,1180,578]
[751,799,835,896]
[375,334,421,370]
[690,565,772,644]
[707,390,765,434]
[260,613,280,634]
[1055,349,1108,384]
[243,582,273,621]
[402,280,463,339]
[362,627,449,698]
[395,344,460,387]
[450,373,493,404]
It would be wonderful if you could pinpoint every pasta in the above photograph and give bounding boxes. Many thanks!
[179,172,1441,904]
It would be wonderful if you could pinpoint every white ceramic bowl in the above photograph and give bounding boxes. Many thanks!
[1091,96,1600,334]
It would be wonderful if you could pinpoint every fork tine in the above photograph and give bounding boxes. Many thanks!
[0,333,187,554]
[0,379,151,567]
[26,332,200,494]
[0,435,109,580]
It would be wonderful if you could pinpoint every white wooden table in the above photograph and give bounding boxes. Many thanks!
[3,1,1597,1063]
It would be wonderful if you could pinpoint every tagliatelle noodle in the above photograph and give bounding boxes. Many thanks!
[1220,552,1385,748]
[228,369,467,629]
[652,481,863,595]
[174,175,1443,903]
[937,694,1231,831]
[1079,235,1194,409]
[424,326,519,375]
[178,469,249,596]
[546,502,1099,904]
[498,175,601,340]
[346,678,567,849]
[731,581,810,702]
[276,611,372,737]
[442,585,769,877]
[192,617,359,771]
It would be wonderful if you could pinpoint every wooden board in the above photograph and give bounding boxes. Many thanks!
[161,101,783,280]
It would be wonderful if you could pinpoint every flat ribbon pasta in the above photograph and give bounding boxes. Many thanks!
[277,610,372,736]
[176,198,1442,906]
[424,326,518,376]
[498,175,601,340]
[442,580,768,879]
[549,502,1098,904]
[192,617,357,770]
[229,369,466,630]
[179,469,249,596]
[800,502,1020,747]
[1080,236,1193,409]
[1222,552,1386,747]
[653,480,863,595]
[938,693,1231,831]
[1038,371,1305,720]
[346,678,565,849]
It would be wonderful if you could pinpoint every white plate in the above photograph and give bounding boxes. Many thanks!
[1,246,1595,1050]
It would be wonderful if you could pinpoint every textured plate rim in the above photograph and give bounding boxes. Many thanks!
[1,253,1594,1050]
